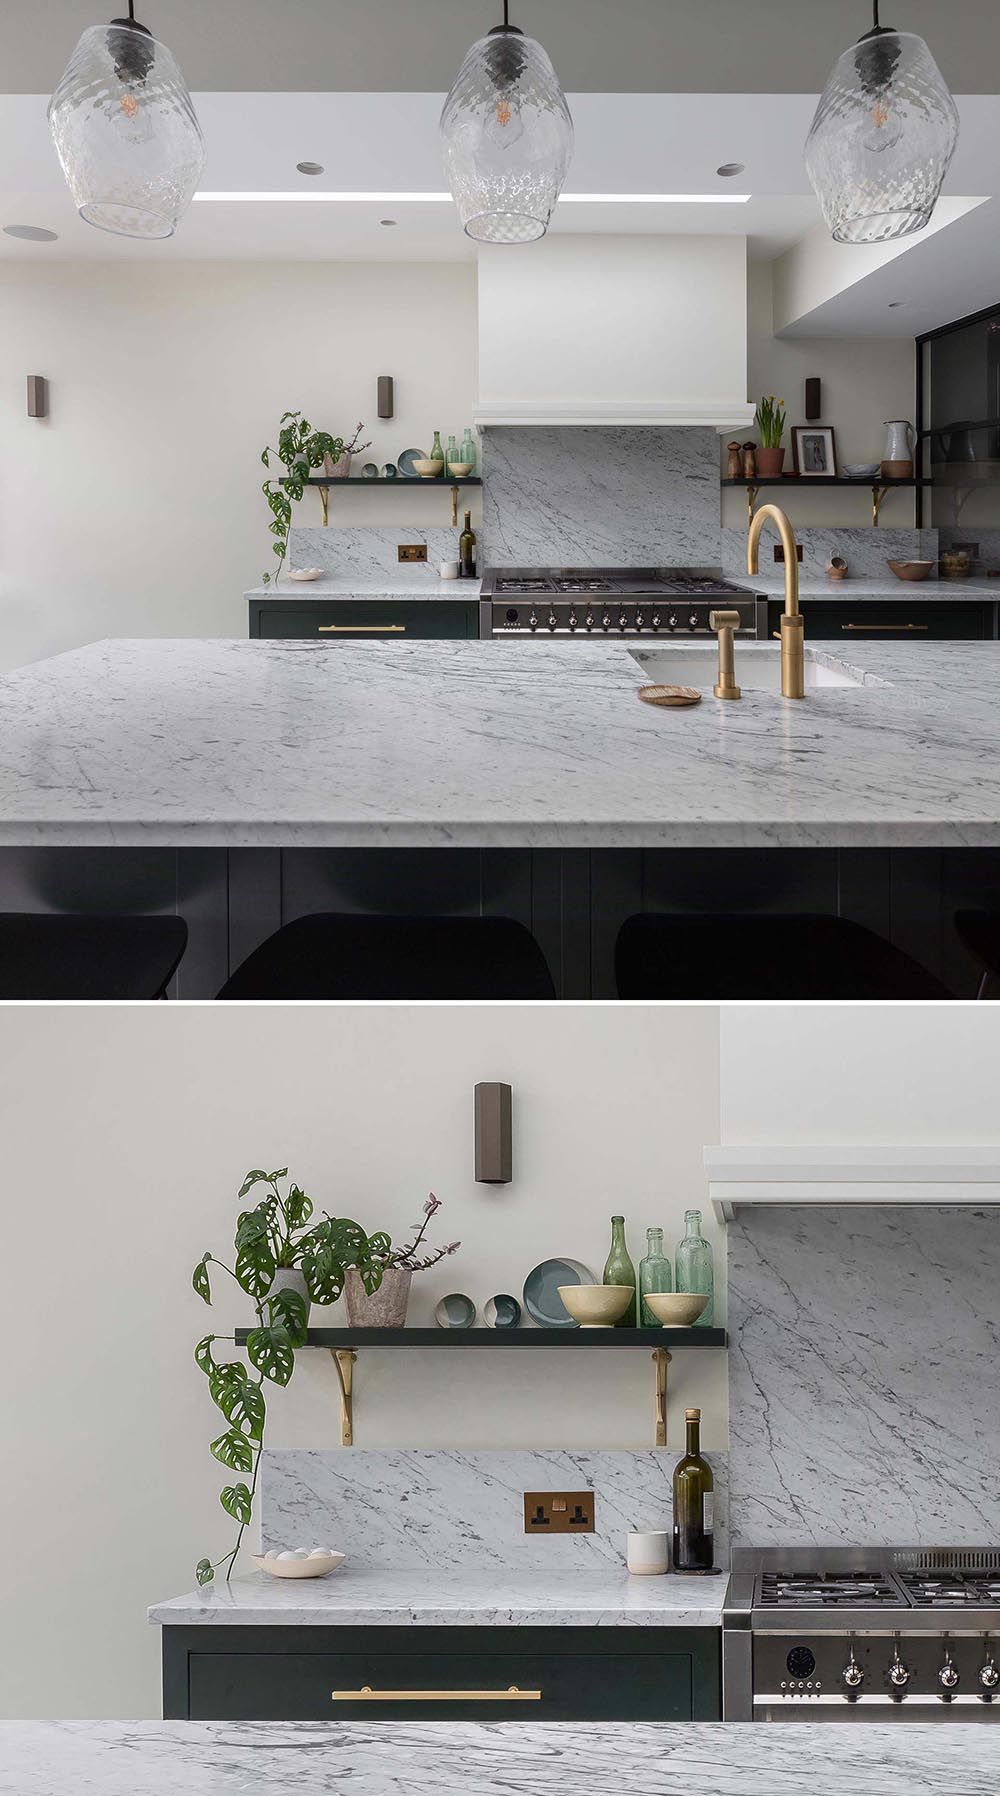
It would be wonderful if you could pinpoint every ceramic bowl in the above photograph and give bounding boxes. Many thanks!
[435,1292,476,1329]
[523,1257,595,1328]
[887,559,935,582]
[644,1292,710,1327]
[557,1283,633,1328]
[484,1293,522,1330]
[287,567,324,582]
[447,461,474,477]
[253,1550,345,1579]
[842,462,880,479]
[413,458,444,478]
[361,462,380,479]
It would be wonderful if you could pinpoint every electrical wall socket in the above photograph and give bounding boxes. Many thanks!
[398,544,427,562]
[773,543,804,564]
[523,1491,595,1534]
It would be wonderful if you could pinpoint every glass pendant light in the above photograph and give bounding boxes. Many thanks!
[49,2,205,240]
[805,1,958,244]
[440,0,573,243]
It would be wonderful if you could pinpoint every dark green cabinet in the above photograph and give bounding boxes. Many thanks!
[249,599,480,641]
[770,598,996,640]
[162,1625,721,1722]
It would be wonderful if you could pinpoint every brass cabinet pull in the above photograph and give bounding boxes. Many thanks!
[840,622,929,632]
[332,1685,542,1702]
[317,624,406,633]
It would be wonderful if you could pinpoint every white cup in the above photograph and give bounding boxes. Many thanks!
[439,561,460,580]
[627,1529,669,1575]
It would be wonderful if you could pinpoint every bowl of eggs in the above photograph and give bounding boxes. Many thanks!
[253,1547,346,1579]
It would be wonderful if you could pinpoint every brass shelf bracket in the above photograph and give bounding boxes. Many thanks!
[331,1348,356,1446]
[451,482,460,527]
[317,482,331,527]
[871,483,887,527]
[745,484,759,523]
[652,1346,672,1447]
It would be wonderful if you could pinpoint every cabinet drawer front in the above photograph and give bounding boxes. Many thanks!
[771,600,994,640]
[251,602,475,640]
[188,1645,693,1722]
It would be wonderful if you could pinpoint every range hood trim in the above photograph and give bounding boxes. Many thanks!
[474,399,756,429]
[704,1144,1000,1223]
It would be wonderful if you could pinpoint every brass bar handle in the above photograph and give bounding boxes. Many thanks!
[317,624,406,633]
[840,623,928,632]
[332,1686,542,1702]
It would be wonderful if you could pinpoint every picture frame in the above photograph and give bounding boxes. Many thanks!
[792,426,838,478]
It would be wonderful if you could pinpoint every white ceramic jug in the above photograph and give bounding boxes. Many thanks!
[884,420,916,461]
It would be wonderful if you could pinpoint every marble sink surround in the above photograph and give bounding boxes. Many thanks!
[10,634,1000,848]
[259,1448,729,1571]
[246,577,482,600]
[9,1721,1000,1796]
[728,1206,1000,1545]
[148,1564,728,1628]
[746,571,997,600]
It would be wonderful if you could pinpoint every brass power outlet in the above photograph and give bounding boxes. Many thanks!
[398,544,427,563]
[773,543,804,564]
[523,1491,595,1534]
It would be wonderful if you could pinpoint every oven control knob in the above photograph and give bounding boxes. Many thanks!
[528,612,538,631]
[842,1652,864,1691]
[651,613,661,629]
[568,611,578,630]
[938,1654,960,1692]
[888,1652,909,1691]
[634,611,644,630]
[667,613,679,630]
[980,1658,1000,1691]
[618,611,629,629]
[602,611,612,629]
[687,611,700,630]
[585,612,595,630]
[547,612,558,631]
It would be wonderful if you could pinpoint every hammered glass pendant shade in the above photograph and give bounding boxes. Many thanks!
[49,22,206,239]
[805,29,958,243]
[440,29,573,243]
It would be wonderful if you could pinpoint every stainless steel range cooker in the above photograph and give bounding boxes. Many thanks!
[479,567,767,639]
[723,1547,1000,1722]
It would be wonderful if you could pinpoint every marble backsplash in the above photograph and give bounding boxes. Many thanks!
[262,1448,730,1569]
[722,525,938,579]
[728,1206,1000,1546]
[480,427,721,567]
[289,526,463,581]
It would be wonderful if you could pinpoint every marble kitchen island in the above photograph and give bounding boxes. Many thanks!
[1,634,999,994]
[7,1720,999,1796]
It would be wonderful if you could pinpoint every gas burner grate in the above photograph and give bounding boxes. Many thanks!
[899,1570,1000,1608]
[551,579,614,594]
[758,1571,906,1608]
[495,579,554,596]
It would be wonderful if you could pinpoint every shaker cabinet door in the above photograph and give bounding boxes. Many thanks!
[249,601,478,640]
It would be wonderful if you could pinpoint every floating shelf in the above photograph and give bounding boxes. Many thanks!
[235,1326,727,1446]
[283,473,482,526]
[721,475,933,528]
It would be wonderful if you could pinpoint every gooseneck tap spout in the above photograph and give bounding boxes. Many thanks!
[746,502,805,699]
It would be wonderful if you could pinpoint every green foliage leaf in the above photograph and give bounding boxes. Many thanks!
[196,1558,215,1586]
[300,1247,344,1306]
[238,1169,270,1198]
[195,1334,218,1375]
[212,1369,266,1441]
[192,1254,212,1305]
[266,1286,308,1345]
[286,1183,313,1228]
[236,1240,276,1299]
[220,1482,253,1525]
[210,1429,254,1473]
[245,1324,295,1386]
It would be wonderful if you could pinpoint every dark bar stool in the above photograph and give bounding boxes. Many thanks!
[217,914,556,1000]
[615,913,952,1000]
[0,913,188,999]
[954,912,1000,998]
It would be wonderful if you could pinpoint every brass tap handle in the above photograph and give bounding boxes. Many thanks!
[709,608,741,701]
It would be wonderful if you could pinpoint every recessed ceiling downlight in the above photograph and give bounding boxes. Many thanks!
[3,224,59,241]
[296,161,324,176]
[717,163,745,177]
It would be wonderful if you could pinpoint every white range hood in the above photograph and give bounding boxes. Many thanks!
[704,1145,1000,1223]
[475,234,755,428]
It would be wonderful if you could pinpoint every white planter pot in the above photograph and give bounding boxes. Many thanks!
[271,1265,311,1328]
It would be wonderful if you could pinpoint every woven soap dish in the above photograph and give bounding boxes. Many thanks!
[637,684,702,708]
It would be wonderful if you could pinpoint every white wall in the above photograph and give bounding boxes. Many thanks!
[720,1004,1000,1143]
[0,260,478,671]
[1,1001,721,1719]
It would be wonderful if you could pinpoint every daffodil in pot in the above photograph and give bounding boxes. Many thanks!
[343,1193,460,1327]
[754,396,786,478]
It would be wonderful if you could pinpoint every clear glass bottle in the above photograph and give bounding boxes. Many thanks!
[430,430,444,473]
[674,1209,713,1327]
[638,1226,672,1327]
[446,433,459,471]
[461,427,477,474]
[672,1407,714,1571]
[603,1213,636,1328]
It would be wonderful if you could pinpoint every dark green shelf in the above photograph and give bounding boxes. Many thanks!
[235,1326,726,1348]
[302,476,482,487]
[721,476,932,489]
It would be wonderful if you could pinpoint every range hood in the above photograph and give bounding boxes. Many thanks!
[475,234,755,428]
[704,1145,1000,1223]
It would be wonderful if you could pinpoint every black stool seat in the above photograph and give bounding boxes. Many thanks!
[616,913,952,1000]
[218,914,556,1000]
[0,912,188,999]
[955,911,1000,995]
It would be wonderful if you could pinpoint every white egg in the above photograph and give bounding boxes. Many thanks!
[276,1550,298,1561]
[308,1548,332,1559]
[293,1548,311,1558]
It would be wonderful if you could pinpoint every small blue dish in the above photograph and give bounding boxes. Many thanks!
[382,462,398,480]
[397,448,427,479]
[435,1292,476,1329]
[361,462,379,479]
[522,1259,595,1329]
[485,1293,521,1330]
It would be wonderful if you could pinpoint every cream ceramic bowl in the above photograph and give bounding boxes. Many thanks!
[287,568,325,582]
[644,1292,709,1327]
[412,458,444,477]
[447,460,474,477]
[557,1283,633,1328]
[253,1551,346,1579]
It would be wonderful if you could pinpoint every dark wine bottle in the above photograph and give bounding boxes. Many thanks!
[672,1407,714,1571]
[459,509,477,579]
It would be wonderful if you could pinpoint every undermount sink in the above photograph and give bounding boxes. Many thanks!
[630,645,865,694]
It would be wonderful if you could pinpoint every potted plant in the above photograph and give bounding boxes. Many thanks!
[343,1193,460,1327]
[191,1166,390,1584]
[754,396,786,477]
[260,411,345,584]
[323,420,372,480]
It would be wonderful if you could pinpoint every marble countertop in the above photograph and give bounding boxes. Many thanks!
[7,1721,998,1796]
[7,633,1000,848]
[246,579,481,600]
[745,571,998,600]
[148,1565,727,1627]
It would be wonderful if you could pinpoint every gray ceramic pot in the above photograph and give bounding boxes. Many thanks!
[323,450,352,479]
[271,1264,311,1328]
[343,1265,412,1327]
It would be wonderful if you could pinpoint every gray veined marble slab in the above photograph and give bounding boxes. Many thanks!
[7,1721,1000,1796]
[9,634,1000,848]
[728,1206,1000,1546]
[148,1564,728,1628]
[722,524,938,579]
[245,578,482,600]
[288,526,465,582]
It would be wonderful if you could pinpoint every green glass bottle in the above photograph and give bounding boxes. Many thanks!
[674,1208,713,1327]
[672,1407,714,1571]
[430,429,444,474]
[461,427,477,473]
[603,1214,637,1327]
[446,433,459,472]
[638,1225,672,1326]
